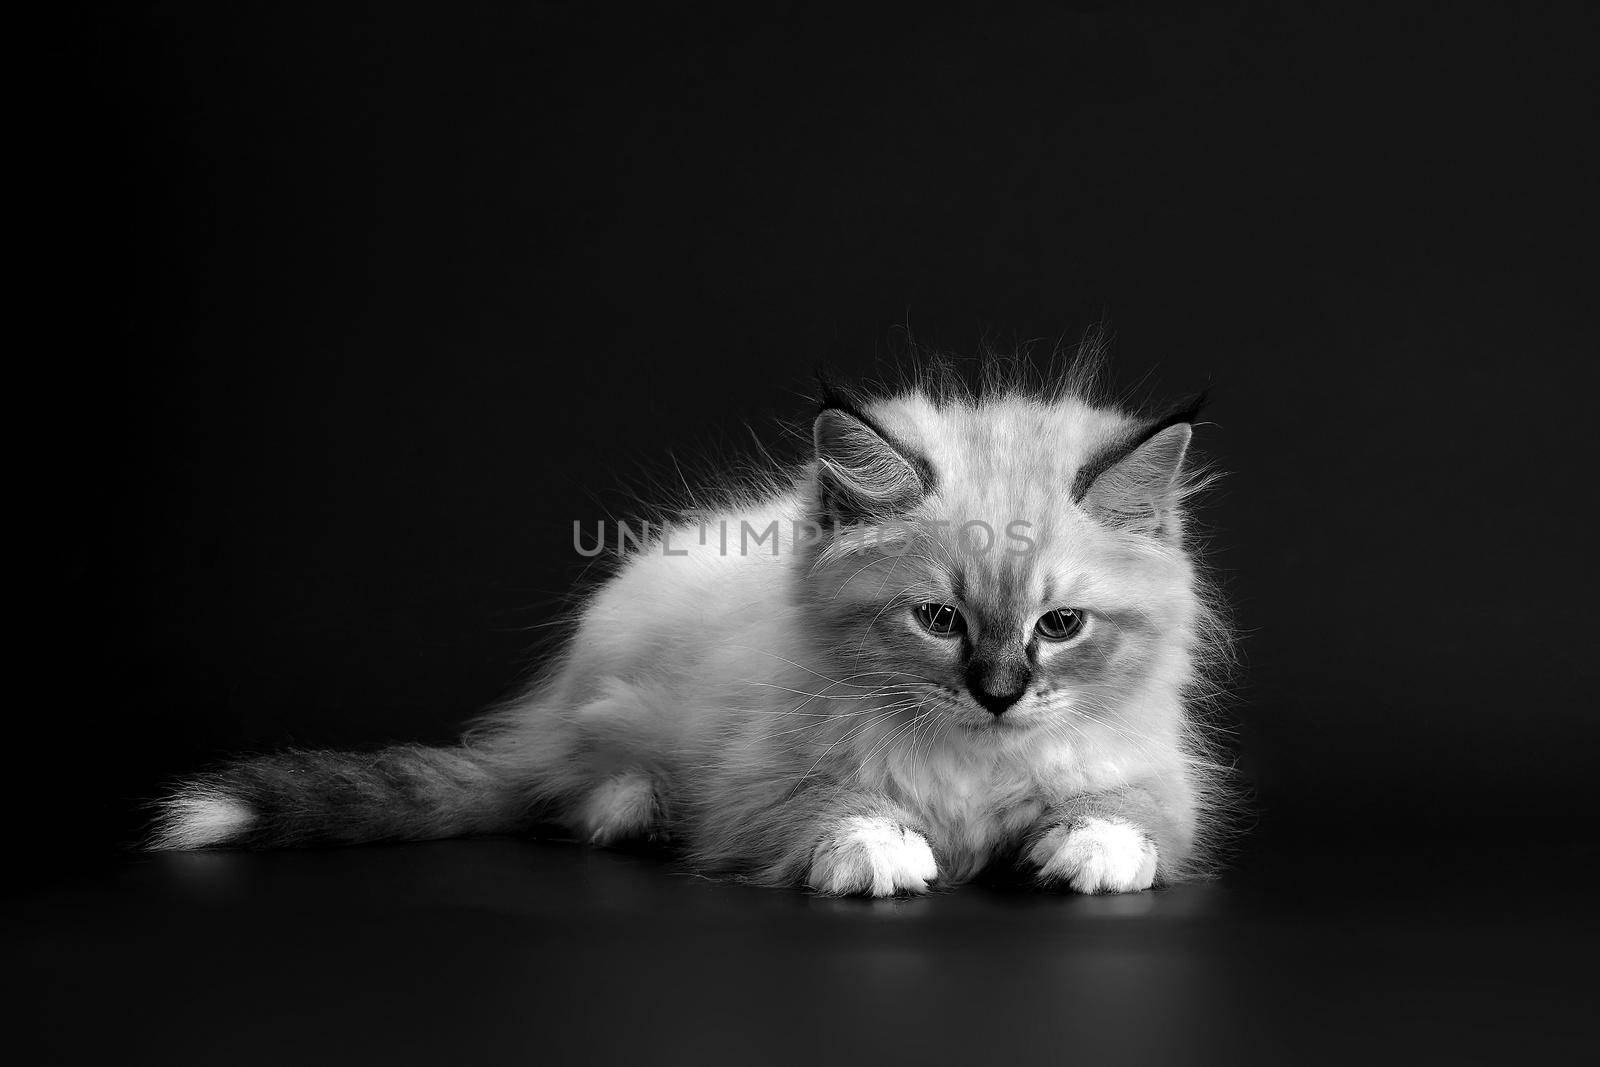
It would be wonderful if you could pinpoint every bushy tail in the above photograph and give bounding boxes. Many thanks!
[146,743,529,850]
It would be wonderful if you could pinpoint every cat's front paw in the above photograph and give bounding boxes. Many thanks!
[809,816,938,897]
[1029,817,1158,894]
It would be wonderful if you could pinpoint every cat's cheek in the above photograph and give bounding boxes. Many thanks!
[807,816,939,897]
[1029,817,1158,894]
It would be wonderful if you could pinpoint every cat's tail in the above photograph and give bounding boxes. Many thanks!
[144,743,532,851]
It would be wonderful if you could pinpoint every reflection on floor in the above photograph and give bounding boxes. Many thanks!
[14,828,1599,1065]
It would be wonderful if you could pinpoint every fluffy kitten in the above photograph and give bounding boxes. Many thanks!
[150,365,1230,896]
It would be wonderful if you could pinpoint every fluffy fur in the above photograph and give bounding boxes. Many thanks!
[149,358,1233,896]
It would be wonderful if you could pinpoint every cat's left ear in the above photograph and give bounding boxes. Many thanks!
[813,403,931,526]
[1073,395,1205,540]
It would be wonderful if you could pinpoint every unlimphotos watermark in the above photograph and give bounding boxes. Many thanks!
[573,510,1037,559]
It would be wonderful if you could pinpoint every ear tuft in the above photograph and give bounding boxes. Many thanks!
[814,367,852,412]
[813,406,930,525]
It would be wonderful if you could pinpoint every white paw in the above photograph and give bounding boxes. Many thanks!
[809,816,938,897]
[577,773,660,844]
[1030,817,1158,894]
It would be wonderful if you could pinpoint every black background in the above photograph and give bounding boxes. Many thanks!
[55,2,1599,855]
[22,4,1600,1063]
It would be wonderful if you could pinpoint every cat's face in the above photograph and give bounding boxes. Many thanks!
[804,392,1202,742]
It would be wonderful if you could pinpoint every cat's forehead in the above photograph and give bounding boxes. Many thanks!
[867,393,1133,515]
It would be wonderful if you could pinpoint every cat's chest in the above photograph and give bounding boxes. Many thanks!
[882,747,1049,858]
[880,740,1131,872]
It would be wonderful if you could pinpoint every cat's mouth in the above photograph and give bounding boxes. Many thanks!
[911,685,1040,732]
[956,717,1024,732]
[950,707,1037,733]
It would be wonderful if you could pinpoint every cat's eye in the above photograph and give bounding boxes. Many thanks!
[1035,608,1086,642]
[914,602,965,637]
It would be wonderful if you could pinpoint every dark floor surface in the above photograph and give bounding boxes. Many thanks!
[13,827,1599,1066]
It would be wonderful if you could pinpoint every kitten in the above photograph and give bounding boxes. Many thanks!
[149,363,1231,896]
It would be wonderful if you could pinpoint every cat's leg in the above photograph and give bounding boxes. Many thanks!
[574,770,663,844]
[554,678,673,845]
[1029,815,1159,894]
[804,798,939,897]
[1025,780,1196,894]
[688,753,938,895]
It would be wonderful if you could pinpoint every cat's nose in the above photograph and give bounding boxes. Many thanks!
[968,684,1026,716]
[966,654,1030,716]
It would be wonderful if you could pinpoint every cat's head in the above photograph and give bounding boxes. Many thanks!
[801,379,1216,742]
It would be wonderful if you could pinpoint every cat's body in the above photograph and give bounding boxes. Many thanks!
[152,369,1229,896]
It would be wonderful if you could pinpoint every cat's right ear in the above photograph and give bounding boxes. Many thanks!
[813,405,931,526]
